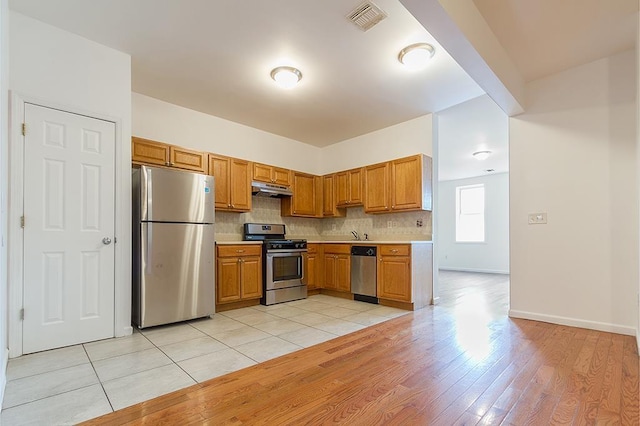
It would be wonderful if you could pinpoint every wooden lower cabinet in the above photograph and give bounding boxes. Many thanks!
[216,245,262,305]
[303,244,321,290]
[322,244,350,292]
[378,251,411,302]
[376,243,432,310]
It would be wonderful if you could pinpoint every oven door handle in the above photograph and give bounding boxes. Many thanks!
[266,249,307,254]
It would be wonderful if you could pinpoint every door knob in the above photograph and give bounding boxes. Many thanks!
[102,237,112,245]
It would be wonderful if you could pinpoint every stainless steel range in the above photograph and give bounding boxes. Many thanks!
[243,223,307,305]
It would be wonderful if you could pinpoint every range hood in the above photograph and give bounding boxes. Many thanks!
[251,181,293,198]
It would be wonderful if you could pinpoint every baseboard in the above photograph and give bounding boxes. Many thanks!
[509,309,637,336]
[117,325,134,338]
[0,348,8,412]
[439,267,510,275]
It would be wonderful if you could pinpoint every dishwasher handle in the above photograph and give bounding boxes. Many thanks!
[351,246,377,256]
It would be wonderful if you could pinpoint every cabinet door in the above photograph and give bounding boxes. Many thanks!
[291,172,317,216]
[322,174,342,217]
[335,171,350,206]
[170,146,207,173]
[348,168,364,205]
[272,167,291,186]
[378,256,411,302]
[390,155,422,211]
[253,163,273,183]
[209,155,231,210]
[335,254,351,292]
[364,162,390,213]
[217,257,241,303]
[132,137,169,166]
[229,159,252,211]
[240,256,262,299]
[323,255,337,290]
[306,254,317,290]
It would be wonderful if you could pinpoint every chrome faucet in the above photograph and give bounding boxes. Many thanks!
[351,230,360,241]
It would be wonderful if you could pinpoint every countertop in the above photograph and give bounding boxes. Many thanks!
[215,241,263,245]
[214,239,432,245]
[307,240,432,244]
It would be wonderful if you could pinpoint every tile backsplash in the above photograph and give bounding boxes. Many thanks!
[215,197,431,241]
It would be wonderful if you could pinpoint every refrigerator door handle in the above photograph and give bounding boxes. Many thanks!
[145,224,153,275]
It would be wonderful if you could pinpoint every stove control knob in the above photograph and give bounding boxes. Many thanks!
[274,244,281,249]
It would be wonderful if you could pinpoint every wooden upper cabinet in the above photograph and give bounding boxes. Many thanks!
[336,168,363,207]
[229,158,252,211]
[364,154,432,214]
[132,137,207,173]
[282,171,322,218]
[322,174,345,218]
[208,154,252,212]
[170,146,208,173]
[131,137,170,166]
[253,163,291,186]
[364,162,390,213]
[390,155,432,212]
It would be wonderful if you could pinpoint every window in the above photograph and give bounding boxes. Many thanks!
[456,184,485,242]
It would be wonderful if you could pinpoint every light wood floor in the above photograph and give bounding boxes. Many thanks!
[83,271,639,425]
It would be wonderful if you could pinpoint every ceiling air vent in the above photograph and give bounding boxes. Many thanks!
[347,1,387,31]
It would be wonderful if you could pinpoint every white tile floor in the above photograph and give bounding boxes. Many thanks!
[0,295,408,425]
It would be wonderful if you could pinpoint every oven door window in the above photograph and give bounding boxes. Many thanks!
[272,255,302,281]
[266,252,304,290]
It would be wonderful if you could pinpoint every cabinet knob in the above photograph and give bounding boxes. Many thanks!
[165,162,171,166]
[236,249,245,253]
[391,249,398,253]
[231,204,235,208]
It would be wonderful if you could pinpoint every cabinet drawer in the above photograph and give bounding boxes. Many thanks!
[379,245,410,256]
[217,245,262,257]
[323,244,351,255]
[307,243,319,254]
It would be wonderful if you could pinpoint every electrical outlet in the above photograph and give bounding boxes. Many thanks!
[528,212,547,224]
[392,221,398,228]
[416,219,423,227]
[387,221,393,228]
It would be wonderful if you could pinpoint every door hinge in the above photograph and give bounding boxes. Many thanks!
[19,308,24,320]
[20,216,25,228]
[21,123,26,136]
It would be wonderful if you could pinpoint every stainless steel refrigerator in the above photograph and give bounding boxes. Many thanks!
[132,165,215,328]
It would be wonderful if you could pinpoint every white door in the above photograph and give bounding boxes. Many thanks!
[22,103,116,354]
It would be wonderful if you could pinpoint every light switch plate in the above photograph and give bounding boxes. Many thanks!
[528,212,547,224]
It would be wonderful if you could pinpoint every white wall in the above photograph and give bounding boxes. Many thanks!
[320,115,433,174]
[133,93,323,175]
[9,12,132,347]
[438,173,509,273]
[510,49,638,335]
[0,0,8,406]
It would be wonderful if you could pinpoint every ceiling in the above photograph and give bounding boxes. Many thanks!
[437,95,508,182]
[9,0,485,147]
[473,0,638,82]
[9,1,638,152]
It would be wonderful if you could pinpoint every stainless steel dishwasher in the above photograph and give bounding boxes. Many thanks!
[350,246,378,304]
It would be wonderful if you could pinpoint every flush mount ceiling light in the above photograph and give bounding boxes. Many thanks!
[472,150,492,160]
[270,66,302,89]
[398,43,435,69]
